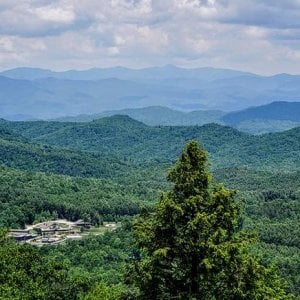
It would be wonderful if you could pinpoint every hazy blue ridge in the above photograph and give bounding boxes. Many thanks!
[52,101,300,134]
[1,67,300,119]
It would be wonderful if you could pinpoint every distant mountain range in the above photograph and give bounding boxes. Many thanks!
[1,66,300,120]
[222,101,300,134]
[0,65,253,81]
[54,106,225,126]
[53,101,300,134]
[223,101,300,124]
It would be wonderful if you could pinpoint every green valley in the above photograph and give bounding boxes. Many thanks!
[0,116,299,298]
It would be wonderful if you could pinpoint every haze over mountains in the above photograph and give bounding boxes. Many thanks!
[54,101,300,134]
[1,65,300,120]
[222,101,300,134]
[54,106,225,126]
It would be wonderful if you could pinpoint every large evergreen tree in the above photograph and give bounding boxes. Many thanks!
[128,141,292,299]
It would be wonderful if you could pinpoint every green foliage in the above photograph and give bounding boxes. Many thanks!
[241,189,300,295]
[0,125,134,179]
[0,230,91,299]
[128,141,292,299]
[0,117,299,296]
[0,166,144,228]
[253,243,300,296]
[84,282,125,300]
[5,116,299,171]
[236,119,300,135]
[41,226,135,286]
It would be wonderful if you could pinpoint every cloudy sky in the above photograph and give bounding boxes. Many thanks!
[1,0,300,74]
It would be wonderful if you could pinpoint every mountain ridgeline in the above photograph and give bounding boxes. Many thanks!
[222,101,300,133]
[2,115,300,171]
[54,106,225,126]
[1,66,300,120]
[53,101,300,134]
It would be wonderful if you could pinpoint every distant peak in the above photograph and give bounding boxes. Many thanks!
[93,114,148,127]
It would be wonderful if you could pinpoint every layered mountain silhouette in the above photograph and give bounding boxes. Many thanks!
[53,101,300,134]
[1,66,300,120]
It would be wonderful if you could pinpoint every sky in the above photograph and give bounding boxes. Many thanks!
[1,0,300,75]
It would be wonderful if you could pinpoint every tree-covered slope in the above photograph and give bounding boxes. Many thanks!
[0,135,127,179]
[0,166,145,228]
[0,118,299,294]
[0,122,141,179]
[5,116,299,171]
[223,101,300,125]
[222,101,300,134]
[235,119,300,135]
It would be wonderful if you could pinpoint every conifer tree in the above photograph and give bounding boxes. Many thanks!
[128,141,292,299]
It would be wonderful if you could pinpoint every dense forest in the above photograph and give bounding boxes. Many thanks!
[0,116,299,298]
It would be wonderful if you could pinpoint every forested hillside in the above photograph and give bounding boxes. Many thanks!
[0,166,143,228]
[0,124,130,179]
[4,116,299,171]
[223,101,300,134]
[2,0,300,297]
[223,101,300,125]
[0,117,299,297]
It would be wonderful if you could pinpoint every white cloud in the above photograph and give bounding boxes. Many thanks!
[32,5,75,23]
[245,26,267,39]
[0,36,14,52]
[0,0,300,74]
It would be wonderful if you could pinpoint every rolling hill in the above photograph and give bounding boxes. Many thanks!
[54,106,225,126]
[223,101,300,125]
[0,121,136,179]
[222,101,300,134]
[53,102,300,134]
[4,115,300,171]
[0,116,299,293]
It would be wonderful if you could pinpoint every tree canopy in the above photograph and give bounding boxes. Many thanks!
[128,141,292,299]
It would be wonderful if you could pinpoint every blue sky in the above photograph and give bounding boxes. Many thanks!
[1,0,300,74]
